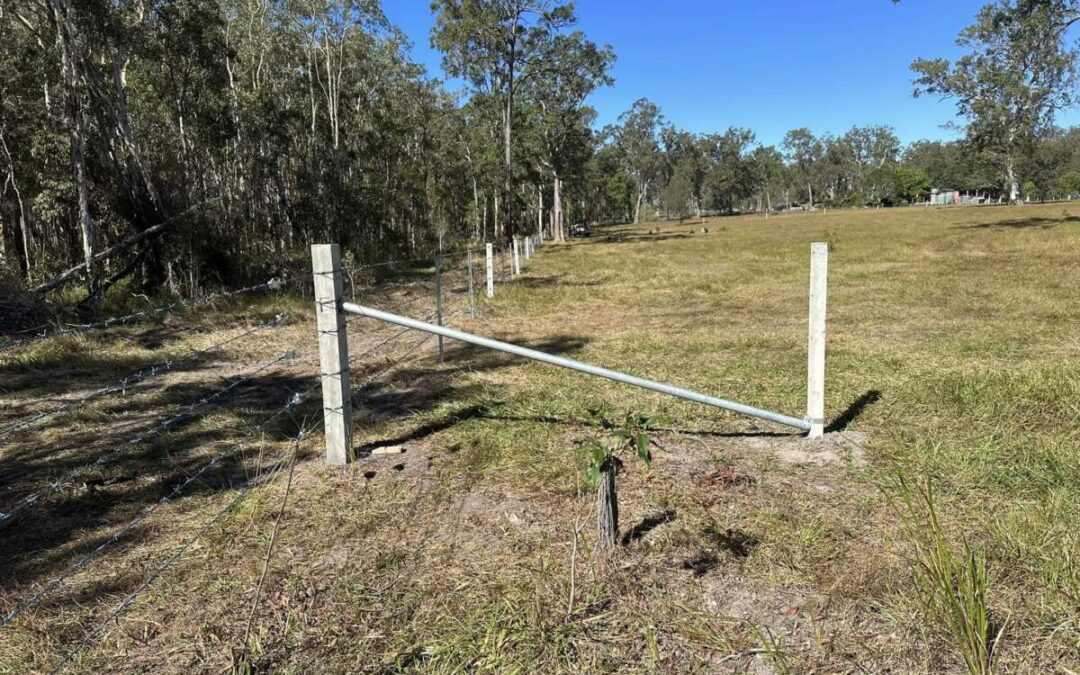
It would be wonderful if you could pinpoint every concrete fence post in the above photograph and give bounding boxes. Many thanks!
[485,243,494,298]
[311,244,353,465]
[807,242,828,438]
[435,252,444,363]
[467,249,476,317]
[512,238,521,276]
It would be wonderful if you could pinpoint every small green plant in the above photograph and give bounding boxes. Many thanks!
[892,475,998,675]
[579,412,654,550]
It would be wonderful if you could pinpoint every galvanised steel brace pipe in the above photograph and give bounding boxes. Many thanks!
[341,302,812,432]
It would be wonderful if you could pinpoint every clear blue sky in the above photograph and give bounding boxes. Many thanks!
[384,0,1080,148]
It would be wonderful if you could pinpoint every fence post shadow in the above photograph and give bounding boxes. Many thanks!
[825,390,882,433]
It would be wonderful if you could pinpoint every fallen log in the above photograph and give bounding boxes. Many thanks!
[32,197,220,295]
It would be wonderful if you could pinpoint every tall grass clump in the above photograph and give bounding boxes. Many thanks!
[893,475,999,675]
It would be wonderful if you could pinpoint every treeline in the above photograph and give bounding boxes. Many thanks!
[605,112,1080,223]
[1,0,1079,309]
[1,0,497,305]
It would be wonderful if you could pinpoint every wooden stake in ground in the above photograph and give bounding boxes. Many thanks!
[596,457,620,550]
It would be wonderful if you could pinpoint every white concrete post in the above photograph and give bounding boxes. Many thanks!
[311,244,353,464]
[485,243,494,298]
[435,253,444,362]
[512,238,521,276]
[807,242,828,438]
[467,249,476,317]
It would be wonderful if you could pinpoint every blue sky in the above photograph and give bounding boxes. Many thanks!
[384,0,1080,148]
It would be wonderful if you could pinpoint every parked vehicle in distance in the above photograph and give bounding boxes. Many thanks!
[570,222,592,237]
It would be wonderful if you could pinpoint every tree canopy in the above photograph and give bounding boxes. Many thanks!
[3,0,1080,312]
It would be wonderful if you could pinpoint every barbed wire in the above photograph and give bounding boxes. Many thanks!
[2,244,494,353]
[346,309,440,363]
[1,278,289,351]
[330,245,485,278]
[0,349,298,527]
[355,305,468,387]
[0,315,290,442]
[6,241,533,670]
[31,298,475,670]
[0,377,319,631]
[45,417,320,675]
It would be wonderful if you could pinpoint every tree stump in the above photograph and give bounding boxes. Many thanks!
[596,456,620,550]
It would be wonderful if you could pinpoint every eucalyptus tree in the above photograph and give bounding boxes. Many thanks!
[0,0,486,309]
[782,128,824,206]
[521,29,613,241]
[431,0,580,238]
[748,145,784,212]
[582,141,633,223]
[702,127,755,212]
[660,129,707,220]
[609,98,667,224]
[840,126,901,201]
[912,0,1079,202]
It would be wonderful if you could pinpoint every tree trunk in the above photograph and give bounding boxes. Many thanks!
[596,457,619,550]
[633,180,649,225]
[472,175,481,241]
[48,0,98,306]
[553,174,565,243]
[537,184,543,242]
[0,130,31,278]
[502,100,513,238]
[1006,156,1020,204]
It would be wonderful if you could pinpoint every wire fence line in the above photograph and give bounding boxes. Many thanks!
[0,349,299,528]
[354,306,469,387]
[0,314,291,442]
[44,417,321,675]
[2,301,476,634]
[37,304,478,670]
[0,278,291,351]
[1,236,542,669]
[1,241,508,354]
[0,375,320,632]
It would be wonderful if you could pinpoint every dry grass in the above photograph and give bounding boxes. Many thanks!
[1,203,1079,673]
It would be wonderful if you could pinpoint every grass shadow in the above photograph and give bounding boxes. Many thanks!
[961,215,1080,229]
[0,371,314,593]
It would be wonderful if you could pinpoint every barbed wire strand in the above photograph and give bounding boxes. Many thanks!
[15,245,528,670]
[3,244,488,352]
[38,297,488,665]
[35,301,476,669]
[0,314,290,441]
[0,350,298,527]
[45,418,320,675]
[1,278,289,351]
[0,377,320,630]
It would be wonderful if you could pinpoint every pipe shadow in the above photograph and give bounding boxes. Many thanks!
[354,404,490,458]
[474,412,800,439]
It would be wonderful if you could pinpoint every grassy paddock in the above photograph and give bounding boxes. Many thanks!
[1,203,1078,673]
